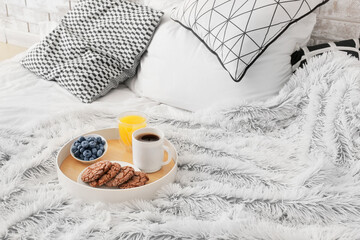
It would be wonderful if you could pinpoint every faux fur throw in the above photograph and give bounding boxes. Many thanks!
[1,52,360,239]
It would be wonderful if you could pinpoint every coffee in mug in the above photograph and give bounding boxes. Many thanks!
[132,127,171,173]
[135,133,160,142]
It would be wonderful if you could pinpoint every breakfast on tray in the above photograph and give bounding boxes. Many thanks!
[58,110,175,201]
[73,112,171,190]
[81,160,149,189]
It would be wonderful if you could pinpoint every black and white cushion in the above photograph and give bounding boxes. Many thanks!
[171,0,328,82]
[291,38,360,71]
[21,0,163,103]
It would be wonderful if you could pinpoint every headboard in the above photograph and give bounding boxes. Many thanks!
[310,0,360,45]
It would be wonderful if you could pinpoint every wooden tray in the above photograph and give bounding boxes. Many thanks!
[56,128,178,203]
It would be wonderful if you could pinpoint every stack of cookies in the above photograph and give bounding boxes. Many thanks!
[81,160,149,189]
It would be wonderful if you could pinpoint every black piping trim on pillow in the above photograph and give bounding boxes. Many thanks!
[171,0,329,83]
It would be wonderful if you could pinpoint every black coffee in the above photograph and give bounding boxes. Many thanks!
[136,133,160,142]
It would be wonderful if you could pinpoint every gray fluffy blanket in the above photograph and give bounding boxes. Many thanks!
[1,52,360,239]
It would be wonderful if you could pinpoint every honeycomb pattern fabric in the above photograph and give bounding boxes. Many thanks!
[171,0,328,82]
[21,0,163,103]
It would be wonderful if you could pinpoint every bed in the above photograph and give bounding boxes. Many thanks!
[0,52,159,130]
[1,0,360,239]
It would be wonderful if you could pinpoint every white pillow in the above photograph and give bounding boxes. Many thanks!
[127,11,316,111]
[171,0,328,82]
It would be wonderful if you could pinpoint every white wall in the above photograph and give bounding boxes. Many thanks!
[311,0,360,45]
[0,0,78,47]
[0,0,359,47]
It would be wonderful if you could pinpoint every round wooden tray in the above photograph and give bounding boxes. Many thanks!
[56,128,178,203]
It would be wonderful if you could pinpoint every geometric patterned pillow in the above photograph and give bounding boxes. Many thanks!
[21,0,163,103]
[291,38,360,71]
[171,0,329,82]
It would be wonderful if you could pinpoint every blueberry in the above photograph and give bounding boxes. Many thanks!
[80,153,84,159]
[84,157,89,161]
[99,144,104,151]
[92,154,97,159]
[101,140,106,145]
[80,147,84,153]
[74,142,80,147]
[88,136,95,141]
[97,149,103,157]
[96,137,102,143]
[96,145,100,150]
[89,157,95,161]
[83,150,92,158]
[71,146,77,153]
[81,141,89,148]
[77,145,81,150]
[74,150,80,157]
[79,136,85,142]
[89,141,96,148]
[92,148,97,154]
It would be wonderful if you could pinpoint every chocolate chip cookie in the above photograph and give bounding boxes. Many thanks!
[105,166,135,187]
[89,162,121,187]
[119,171,149,189]
[81,160,112,183]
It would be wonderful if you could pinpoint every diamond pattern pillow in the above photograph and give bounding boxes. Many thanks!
[171,0,328,82]
[21,0,163,103]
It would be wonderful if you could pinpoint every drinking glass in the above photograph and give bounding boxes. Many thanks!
[117,111,147,151]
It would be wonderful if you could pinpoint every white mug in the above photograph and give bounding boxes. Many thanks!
[132,127,172,173]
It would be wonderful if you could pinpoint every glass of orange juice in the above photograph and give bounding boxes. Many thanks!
[118,111,147,151]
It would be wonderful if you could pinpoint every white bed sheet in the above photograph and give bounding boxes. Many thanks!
[0,53,159,130]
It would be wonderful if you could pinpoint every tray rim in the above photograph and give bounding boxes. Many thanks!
[56,127,178,194]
